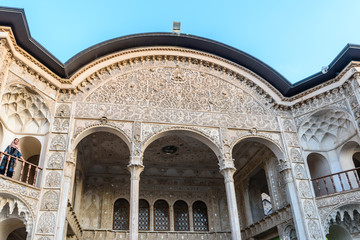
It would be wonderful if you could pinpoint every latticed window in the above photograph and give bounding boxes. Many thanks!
[154,200,169,231]
[174,200,189,231]
[193,201,208,231]
[138,199,150,230]
[113,198,129,230]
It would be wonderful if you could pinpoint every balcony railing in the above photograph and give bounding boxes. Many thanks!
[0,151,42,186]
[311,167,360,197]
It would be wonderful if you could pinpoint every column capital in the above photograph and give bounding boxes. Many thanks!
[220,167,236,183]
[127,163,144,180]
[129,155,143,165]
[280,168,293,184]
[218,157,235,172]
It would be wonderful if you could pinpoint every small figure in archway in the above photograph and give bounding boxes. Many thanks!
[0,138,24,178]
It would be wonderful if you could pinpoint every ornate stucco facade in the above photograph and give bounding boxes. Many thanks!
[0,7,360,240]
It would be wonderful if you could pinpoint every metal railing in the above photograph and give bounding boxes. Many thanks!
[311,167,360,197]
[0,151,42,186]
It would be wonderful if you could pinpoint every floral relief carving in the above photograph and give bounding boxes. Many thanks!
[289,148,303,163]
[40,190,59,210]
[50,135,67,151]
[45,172,61,188]
[294,164,307,179]
[299,180,312,198]
[72,119,132,144]
[47,152,64,169]
[37,212,56,233]
[307,219,322,239]
[52,118,69,132]
[303,200,315,218]
[55,104,71,117]
[283,119,296,132]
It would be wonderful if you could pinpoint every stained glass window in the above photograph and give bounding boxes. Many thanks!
[193,201,208,231]
[139,199,150,230]
[174,200,189,231]
[154,200,169,231]
[113,198,129,230]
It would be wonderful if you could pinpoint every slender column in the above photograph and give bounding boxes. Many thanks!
[220,167,242,240]
[169,205,174,231]
[188,205,194,231]
[128,160,144,240]
[150,204,154,231]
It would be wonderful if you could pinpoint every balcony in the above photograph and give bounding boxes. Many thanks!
[311,167,360,197]
[0,151,42,186]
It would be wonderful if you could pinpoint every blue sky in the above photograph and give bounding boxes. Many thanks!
[2,1,360,83]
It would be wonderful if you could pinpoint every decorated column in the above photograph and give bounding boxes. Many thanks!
[128,157,144,240]
[219,158,242,240]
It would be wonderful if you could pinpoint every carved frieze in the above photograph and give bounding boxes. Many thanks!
[52,118,69,132]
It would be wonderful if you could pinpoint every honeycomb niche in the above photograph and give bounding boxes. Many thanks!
[1,84,50,134]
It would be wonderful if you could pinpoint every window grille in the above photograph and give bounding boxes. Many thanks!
[193,201,208,231]
[174,200,189,231]
[154,200,169,231]
[139,199,150,230]
[113,198,129,230]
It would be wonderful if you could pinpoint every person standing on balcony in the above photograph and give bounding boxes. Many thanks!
[0,138,24,178]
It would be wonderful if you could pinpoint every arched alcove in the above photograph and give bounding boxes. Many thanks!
[307,153,333,196]
[0,194,33,240]
[232,137,287,231]
[73,130,131,229]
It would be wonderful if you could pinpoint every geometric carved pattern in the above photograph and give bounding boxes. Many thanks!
[174,200,189,231]
[299,109,355,151]
[154,200,169,231]
[1,84,50,134]
[193,201,209,231]
[113,198,129,230]
[138,199,150,230]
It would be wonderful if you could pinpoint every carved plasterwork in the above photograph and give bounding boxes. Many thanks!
[323,203,360,235]
[0,178,40,214]
[291,85,348,117]
[45,172,61,188]
[40,190,59,210]
[52,118,69,132]
[47,152,65,169]
[55,104,71,117]
[229,129,284,154]
[50,135,67,151]
[142,123,221,151]
[1,83,51,134]
[72,118,132,145]
[316,190,360,222]
[0,194,34,237]
[37,212,56,233]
